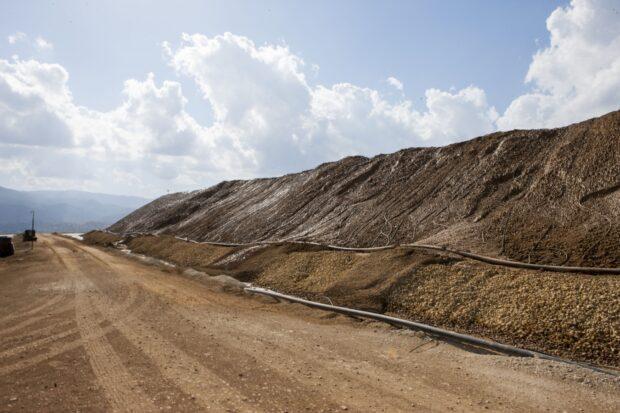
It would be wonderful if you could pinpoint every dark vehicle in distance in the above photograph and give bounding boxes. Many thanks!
[23,229,37,242]
[0,236,14,257]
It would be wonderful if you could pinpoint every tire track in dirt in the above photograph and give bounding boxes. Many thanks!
[73,280,157,412]
[0,288,149,376]
[48,237,251,410]
[0,328,79,360]
[0,275,142,363]
[71,238,350,411]
[77,242,360,412]
[104,311,254,412]
[77,259,257,412]
[0,295,68,333]
[0,258,151,375]
[131,273,434,412]
[0,285,139,361]
[47,243,158,412]
[0,295,61,325]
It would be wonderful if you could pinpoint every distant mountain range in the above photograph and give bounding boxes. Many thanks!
[0,186,150,233]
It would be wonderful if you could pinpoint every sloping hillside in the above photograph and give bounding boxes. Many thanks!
[0,187,149,233]
[110,110,620,267]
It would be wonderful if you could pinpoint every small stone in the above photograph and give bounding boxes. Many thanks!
[340,406,348,411]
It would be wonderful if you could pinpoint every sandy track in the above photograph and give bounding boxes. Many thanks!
[0,235,618,412]
[56,245,158,412]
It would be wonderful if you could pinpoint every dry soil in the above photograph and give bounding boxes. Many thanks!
[1,235,619,412]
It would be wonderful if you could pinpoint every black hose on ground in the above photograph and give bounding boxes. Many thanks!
[168,235,620,275]
[245,287,619,377]
[402,244,620,275]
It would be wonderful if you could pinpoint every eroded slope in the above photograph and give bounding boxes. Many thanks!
[110,110,620,266]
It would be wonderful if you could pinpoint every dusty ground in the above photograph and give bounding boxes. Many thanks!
[1,235,619,412]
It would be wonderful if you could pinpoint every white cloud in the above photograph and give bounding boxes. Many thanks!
[306,83,497,159]
[7,32,27,45]
[386,76,404,91]
[0,59,74,147]
[34,36,54,51]
[0,58,230,195]
[1,33,497,195]
[498,0,620,129]
[165,32,497,173]
[1,0,619,196]
[6,32,54,52]
[416,87,499,143]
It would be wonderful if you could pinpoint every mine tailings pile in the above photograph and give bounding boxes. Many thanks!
[111,110,620,268]
[102,110,620,368]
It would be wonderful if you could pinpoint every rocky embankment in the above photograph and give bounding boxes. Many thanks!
[84,231,620,367]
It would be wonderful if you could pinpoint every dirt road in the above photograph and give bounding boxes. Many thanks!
[1,235,618,412]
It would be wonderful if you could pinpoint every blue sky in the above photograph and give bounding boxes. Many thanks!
[0,0,618,196]
[1,0,561,113]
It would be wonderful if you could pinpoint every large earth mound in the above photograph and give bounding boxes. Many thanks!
[110,110,620,267]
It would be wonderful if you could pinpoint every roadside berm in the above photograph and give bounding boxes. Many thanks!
[83,231,620,368]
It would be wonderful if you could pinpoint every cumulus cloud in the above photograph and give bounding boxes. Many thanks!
[0,59,74,147]
[1,0,619,196]
[498,0,620,129]
[109,73,205,156]
[386,76,404,91]
[1,32,498,195]
[164,32,497,173]
[0,58,228,195]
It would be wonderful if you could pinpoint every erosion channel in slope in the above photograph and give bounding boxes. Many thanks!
[110,110,620,268]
